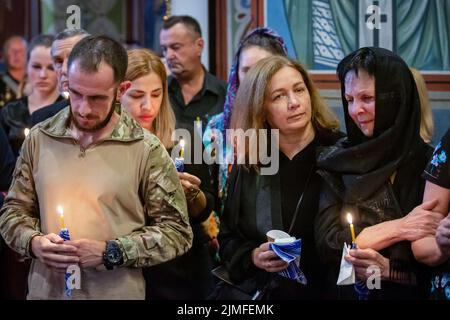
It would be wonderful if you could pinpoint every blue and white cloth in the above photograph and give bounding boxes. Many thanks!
[269,239,307,285]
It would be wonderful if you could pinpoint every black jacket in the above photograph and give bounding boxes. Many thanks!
[315,139,433,299]
[219,130,342,299]
[0,96,65,157]
[30,98,68,126]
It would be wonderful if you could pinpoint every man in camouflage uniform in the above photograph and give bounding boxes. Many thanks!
[0,35,192,300]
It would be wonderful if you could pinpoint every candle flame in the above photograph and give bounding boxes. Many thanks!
[180,139,185,148]
[346,213,353,224]
[57,205,64,217]
[24,128,30,137]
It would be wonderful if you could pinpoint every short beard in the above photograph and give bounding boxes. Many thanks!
[71,96,117,133]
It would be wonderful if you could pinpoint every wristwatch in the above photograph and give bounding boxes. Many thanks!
[103,240,124,270]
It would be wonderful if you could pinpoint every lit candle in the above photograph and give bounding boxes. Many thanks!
[58,205,65,230]
[179,139,185,159]
[24,128,30,137]
[346,213,356,244]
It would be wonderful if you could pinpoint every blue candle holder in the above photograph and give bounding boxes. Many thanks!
[59,228,72,298]
[174,157,184,172]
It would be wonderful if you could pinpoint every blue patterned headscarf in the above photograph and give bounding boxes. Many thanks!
[203,27,288,211]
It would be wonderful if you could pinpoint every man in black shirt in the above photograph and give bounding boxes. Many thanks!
[159,15,226,131]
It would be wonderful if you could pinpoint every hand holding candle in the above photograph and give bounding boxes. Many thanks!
[346,213,356,244]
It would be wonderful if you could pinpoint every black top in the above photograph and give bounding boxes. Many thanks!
[30,98,69,126]
[219,131,341,299]
[423,128,450,299]
[0,95,65,157]
[168,70,226,131]
[279,139,317,235]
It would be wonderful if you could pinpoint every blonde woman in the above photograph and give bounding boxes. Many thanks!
[0,34,63,157]
[218,56,342,299]
[119,48,217,299]
[120,48,175,148]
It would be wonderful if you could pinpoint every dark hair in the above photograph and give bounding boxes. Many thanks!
[161,15,202,38]
[54,28,90,42]
[239,33,286,57]
[67,35,128,84]
[337,47,376,82]
[27,34,54,61]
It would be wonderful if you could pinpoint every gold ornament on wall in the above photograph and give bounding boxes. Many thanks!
[163,0,171,20]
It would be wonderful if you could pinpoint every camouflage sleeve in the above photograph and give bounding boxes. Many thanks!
[0,130,42,257]
[116,135,192,267]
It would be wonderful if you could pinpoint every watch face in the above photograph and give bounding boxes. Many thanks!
[106,242,123,265]
[107,249,121,264]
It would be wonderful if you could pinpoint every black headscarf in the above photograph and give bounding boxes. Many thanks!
[318,48,431,291]
[318,47,425,207]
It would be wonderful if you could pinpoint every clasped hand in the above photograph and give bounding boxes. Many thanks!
[31,234,106,272]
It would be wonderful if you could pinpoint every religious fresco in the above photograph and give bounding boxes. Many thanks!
[267,0,450,71]
[227,0,252,67]
[41,0,125,40]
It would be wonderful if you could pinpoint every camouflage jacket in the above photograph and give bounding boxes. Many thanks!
[0,106,192,299]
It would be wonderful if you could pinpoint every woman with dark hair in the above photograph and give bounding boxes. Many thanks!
[218,56,341,299]
[0,34,64,157]
[315,47,441,299]
[204,28,288,213]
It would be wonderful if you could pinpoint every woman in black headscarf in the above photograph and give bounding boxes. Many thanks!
[315,47,442,299]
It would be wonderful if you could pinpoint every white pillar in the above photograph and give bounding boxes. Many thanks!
[171,0,209,70]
